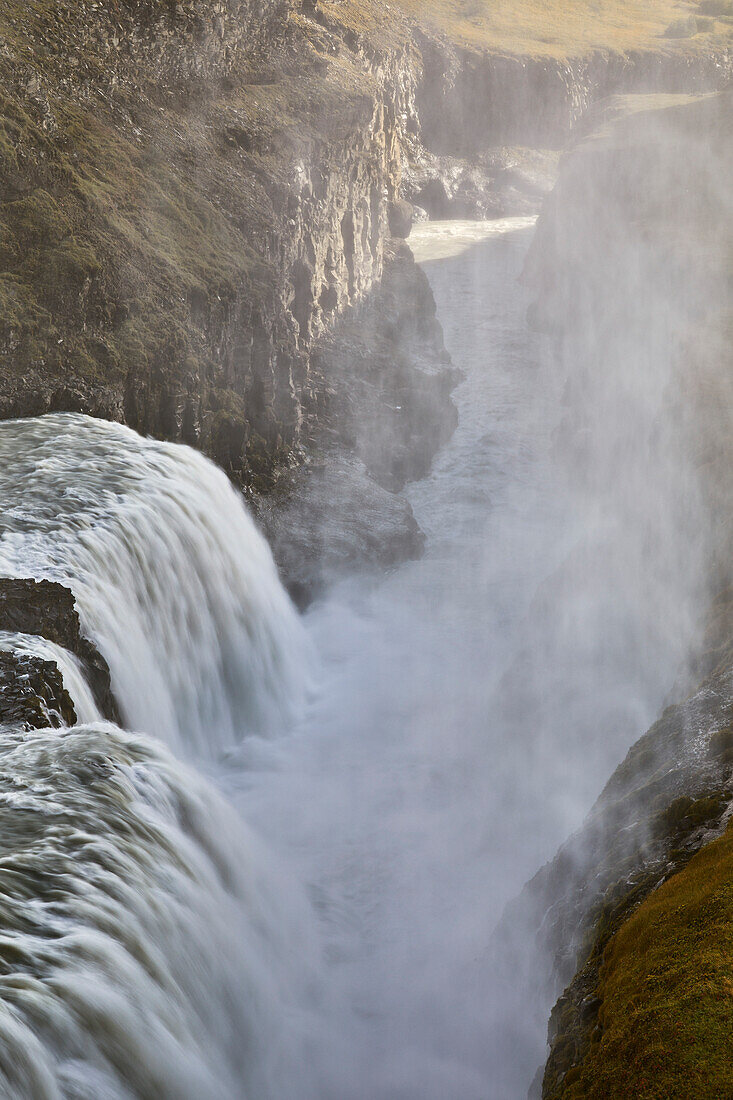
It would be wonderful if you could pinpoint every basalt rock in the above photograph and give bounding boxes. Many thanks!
[0,578,119,723]
[257,237,456,603]
[0,651,77,731]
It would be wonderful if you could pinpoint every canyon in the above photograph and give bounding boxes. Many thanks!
[1,1,733,1096]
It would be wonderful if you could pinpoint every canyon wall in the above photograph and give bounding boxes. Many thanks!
[2,0,731,497]
[0,0,421,485]
[515,90,733,1099]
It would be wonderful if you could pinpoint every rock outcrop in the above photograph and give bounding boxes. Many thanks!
[0,577,119,726]
[257,237,456,602]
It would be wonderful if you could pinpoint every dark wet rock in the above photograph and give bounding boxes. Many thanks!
[0,578,119,723]
[0,579,85,654]
[388,199,414,239]
[256,238,456,603]
[257,453,424,608]
[0,651,76,731]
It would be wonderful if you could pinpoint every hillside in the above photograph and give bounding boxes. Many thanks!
[383,0,733,56]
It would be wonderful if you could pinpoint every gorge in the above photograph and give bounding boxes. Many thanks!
[1,2,733,1098]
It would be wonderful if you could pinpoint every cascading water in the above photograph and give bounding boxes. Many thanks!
[0,724,323,1100]
[0,414,309,757]
[0,418,325,1099]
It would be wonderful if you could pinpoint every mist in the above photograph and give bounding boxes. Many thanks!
[220,163,720,1093]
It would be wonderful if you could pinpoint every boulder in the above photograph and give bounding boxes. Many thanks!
[388,198,414,239]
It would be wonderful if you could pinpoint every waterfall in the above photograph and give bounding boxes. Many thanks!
[0,413,326,1099]
[0,413,310,758]
[0,723,322,1100]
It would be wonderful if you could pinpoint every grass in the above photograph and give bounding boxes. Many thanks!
[562,820,733,1098]
[382,0,731,57]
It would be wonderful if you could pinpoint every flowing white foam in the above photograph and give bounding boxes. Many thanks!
[0,414,310,757]
[0,723,323,1100]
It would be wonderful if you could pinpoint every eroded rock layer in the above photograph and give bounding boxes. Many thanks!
[0,577,118,726]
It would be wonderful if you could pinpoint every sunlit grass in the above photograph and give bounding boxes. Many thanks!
[344,0,732,57]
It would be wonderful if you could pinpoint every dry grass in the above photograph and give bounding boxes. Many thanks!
[376,0,730,57]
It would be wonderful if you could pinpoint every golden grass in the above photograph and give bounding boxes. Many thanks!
[374,0,730,57]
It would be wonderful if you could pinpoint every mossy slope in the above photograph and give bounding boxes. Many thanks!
[560,820,733,1099]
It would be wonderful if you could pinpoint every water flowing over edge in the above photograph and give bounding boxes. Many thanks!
[0,413,311,758]
[0,413,328,1099]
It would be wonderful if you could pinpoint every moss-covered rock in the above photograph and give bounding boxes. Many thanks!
[508,85,733,1100]
[555,821,733,1098]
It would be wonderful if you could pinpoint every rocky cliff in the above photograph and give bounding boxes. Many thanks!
[0,0,417,478]
[2,0,730,492]
[514,90,733,1098]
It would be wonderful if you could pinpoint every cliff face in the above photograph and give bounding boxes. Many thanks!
[514,90,733,1099]
[2,0,731,497]
[415,39,732,155]
[0,0,423,487]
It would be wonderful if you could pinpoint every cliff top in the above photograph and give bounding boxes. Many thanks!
[331,0,733,59]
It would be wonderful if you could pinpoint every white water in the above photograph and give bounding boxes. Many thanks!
[0,415,309,756]
[0,416,324,1100]
[0,724,322,1100]
[222,219,577,1097]
[224,217,701,1097]
[0,218,702,1097]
